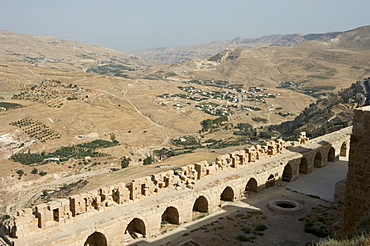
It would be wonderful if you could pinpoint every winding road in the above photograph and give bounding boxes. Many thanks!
[97,79,171,145]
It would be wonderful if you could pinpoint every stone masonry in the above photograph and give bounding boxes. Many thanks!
[343,106,370,235]
[3,127,351,246]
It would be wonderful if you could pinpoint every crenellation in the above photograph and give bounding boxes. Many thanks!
[228,153,238,168]
[35,204,54,229]
[245,146,258,162]
[215,155,227,169]
[70,194,87,217]
[128,176,155,201]
[176,164,198,184]
[151,170,173,190]
[111,183,130,204]
[216,154,233,169]
[236,150,248,166]
[194,161,210,180]
[13,208,38,238]
[100,187,113,207]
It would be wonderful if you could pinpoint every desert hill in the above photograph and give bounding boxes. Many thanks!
[129,25,370,64]
[137,36,370,91]
[0,30,156,72]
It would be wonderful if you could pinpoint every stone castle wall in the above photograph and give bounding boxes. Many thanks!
[7,127,351,246]
[343,106,370,235]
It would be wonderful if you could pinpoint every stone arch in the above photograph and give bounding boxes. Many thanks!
[161,206,179,225]
[340,142,347,157]
[193,196,208,213]
[266,174,275,188]
[299,157,308,174]
[245,178,258,192]
[314,151,323,168]
[125,218,146,239]
[282,163,293,182]
[84,231,107,246]
[328,147,335,162]
[220,186,234,201]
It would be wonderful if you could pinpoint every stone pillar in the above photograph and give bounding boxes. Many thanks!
[343,106,370,235]
[70,195,87,216]
[35,204,53,228]
[194,161,209,180]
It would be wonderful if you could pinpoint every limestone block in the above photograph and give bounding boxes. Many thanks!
[229,153,241,167]
[112,183,129,204]
[298,131,309,144]
[195,161,210,180]
[69,195,87,217]
[245,147,257,162]
[36,204,53,228]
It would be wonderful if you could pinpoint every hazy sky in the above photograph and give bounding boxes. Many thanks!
[1,0,369,52]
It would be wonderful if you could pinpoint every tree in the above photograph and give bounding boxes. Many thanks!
[121,156,131,168]
[16,169,24,179]
[153,148,174,160]
[143,156,153,165]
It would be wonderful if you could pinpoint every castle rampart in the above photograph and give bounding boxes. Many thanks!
[6,127,351,246]
[343,106,370,235]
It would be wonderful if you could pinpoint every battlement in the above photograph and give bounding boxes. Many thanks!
[13,139,288,238]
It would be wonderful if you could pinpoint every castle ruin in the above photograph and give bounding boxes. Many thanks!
[1,126,352,245]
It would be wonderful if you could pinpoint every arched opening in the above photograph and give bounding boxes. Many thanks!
[125,218,146,239]
[282,164,293,182]
[245,178,258,193]
[161,206,179,225]
[220,186,234,201]
[314,152,323,168]
[299,157,308,174]
[192,196,208,220]
[328,147,335,162]
[340,142,347,157]
[84,232,107,246]
[193,196,208,213]
[266,174,275,188]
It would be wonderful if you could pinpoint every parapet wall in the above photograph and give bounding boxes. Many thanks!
[9,127,351,246]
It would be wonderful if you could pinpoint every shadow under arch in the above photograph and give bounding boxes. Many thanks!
[299,157,308,174]
[245,178,258,193]
[314,151,323,168]
[220,186,234,201]
[282,163,293,182]
[328,147,335,162]
[266,174,275,188]
[193,196,209,213]
[125,218,146,239]
[84,231,107,246]
[162,206,180,225]
[340,142,347,157]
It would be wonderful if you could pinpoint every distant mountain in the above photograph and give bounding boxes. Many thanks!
[160,29,370,90]
[0,30,156,73]
[129,25,370,64]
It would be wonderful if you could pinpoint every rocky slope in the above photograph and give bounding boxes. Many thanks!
[276,79,369,138]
